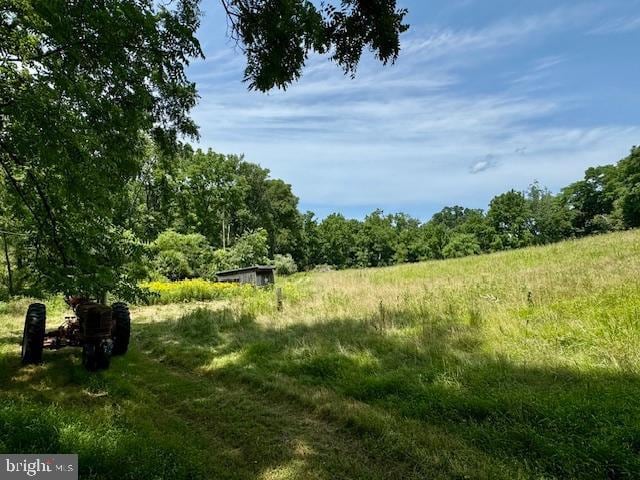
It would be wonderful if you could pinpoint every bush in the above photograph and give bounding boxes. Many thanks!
[443,233,481,259]
[210,248,234,274]
[587,214,623,234]
[151,230,214,280]
[228,229,269,267]
[153,250,192,281]
[273,254,298,275]
[149,229,274,282]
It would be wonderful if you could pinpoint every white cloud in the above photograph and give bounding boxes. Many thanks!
[470,154,499,174]
[187,4,639,218]
[590,16,640,34]
[403,4,604,61]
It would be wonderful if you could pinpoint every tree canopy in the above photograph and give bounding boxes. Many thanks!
[1,141,639,299]
[1,0,202,297]
[221,0,409,90]
[0,0,410,299]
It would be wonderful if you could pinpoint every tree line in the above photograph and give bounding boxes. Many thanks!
[3,143,637,298]
[139,143,640,274]
[294,145,640,270]
[294,143,640,268]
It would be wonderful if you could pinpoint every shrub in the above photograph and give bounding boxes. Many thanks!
[201,230,272,280]
[228,229,269,267]
[153,250,192,281]
[273,254,298,275]
[210,248,234,275]
[587,214,623,234]
[151,230,214,280]
[443,234,481,259]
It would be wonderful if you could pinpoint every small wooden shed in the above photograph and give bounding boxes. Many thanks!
[215,265,276,286]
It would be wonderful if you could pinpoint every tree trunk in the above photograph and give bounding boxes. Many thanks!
[2,233,13,297]
[97,291,107,305]
[222,215,226,250]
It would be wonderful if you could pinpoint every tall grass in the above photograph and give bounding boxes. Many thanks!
[1,231,639,479]
[140,230,640,478]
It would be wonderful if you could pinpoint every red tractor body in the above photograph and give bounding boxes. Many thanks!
[21,299,131,371]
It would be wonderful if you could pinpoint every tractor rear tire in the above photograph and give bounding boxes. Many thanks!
[21,303,46,364]
[111,302,131,356]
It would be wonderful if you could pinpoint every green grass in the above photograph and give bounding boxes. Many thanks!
[1,231,640,479]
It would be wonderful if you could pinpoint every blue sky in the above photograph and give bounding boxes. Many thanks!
[187,0,640,220]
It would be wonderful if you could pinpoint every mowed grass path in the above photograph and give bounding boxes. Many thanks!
[1,231,640,479]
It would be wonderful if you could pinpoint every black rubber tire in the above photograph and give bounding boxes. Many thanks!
[21,303,46,364]
[111,302,131,356]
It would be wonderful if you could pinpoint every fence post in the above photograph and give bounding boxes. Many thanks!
[276,287,283,311]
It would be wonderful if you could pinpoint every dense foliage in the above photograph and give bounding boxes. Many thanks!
[221,0,408,91]
[269,146,635,271]
[0,0,203,299]
[1,144,638,297]
[1,145,639,297]
[0,0,636,299]
[0,0,409,300]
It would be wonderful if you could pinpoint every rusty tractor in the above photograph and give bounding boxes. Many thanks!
[21,297,131,371]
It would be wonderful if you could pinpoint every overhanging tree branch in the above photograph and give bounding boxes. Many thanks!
[0,147,69,267]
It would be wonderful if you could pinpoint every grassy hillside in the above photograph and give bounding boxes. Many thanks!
[1,230,639,479]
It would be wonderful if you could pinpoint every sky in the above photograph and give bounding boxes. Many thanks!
[187,0,640,221]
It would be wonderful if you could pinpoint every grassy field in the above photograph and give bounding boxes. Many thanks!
[1,230,639,479]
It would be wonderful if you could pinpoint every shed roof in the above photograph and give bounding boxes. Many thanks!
[215,265,276,276]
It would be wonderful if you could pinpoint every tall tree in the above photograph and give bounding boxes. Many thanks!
[356,209,396,267]
[1,0,201,298]
[317,213,358,268]
[526,182,573,245]
[175,150,248,247]
[420,222,450,260]
[560,165,620,235]
[390,213,423,263]
[233,160,272,237]
[263,179,303,260]
[618,146,640,228]
[431,206,482,230]
[1,0,410,298]
[299,211,321,268]
[451,209,497,253]
[118,140,183,242]
[487,190,534,249]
